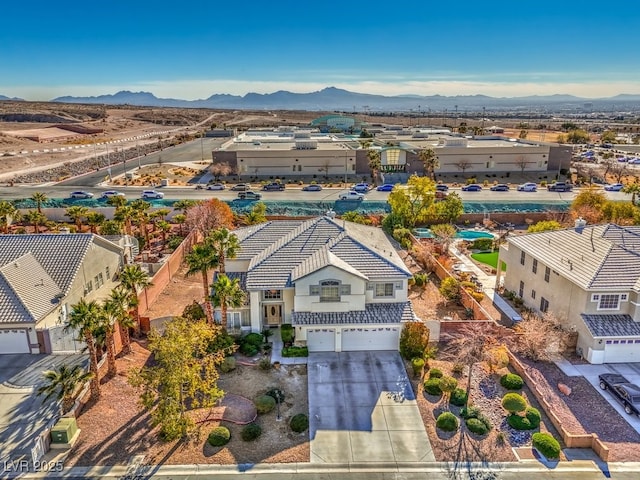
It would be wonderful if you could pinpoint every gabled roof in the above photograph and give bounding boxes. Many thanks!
[237,217,412,290]
[506,224,640,291]
[292,302,416,325]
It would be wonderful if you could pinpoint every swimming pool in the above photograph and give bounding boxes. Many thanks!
[413,228,494,240]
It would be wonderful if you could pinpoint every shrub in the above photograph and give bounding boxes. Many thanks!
[451,363,465,376]
[280,324,294,344]
[243,332,264,347]
[258,356,272,371]
[239,342,259,357]
[207,426,231,447]
[532,432,561,459]
[241,423,262,441]
[399,322,430,360]
[471,238,493,251]
[255,395,276,414]
[525,406,541,428]
[428,368,443,379]
[266,388,285,403]
[460,405,481,419]
[466,418,489,435]
[501,392,527,414]
[439,277,460,302]
[424,378,442,396]
[449,388,468,407]
[411,357,425,377]
[500,373,524,390]
[507,414,535,430]
[290,413,309,433]
[219,356,237,373]
[182,300,205,321]
[208,329,237,356]
[282,346,308,357]
[436,412,459,432]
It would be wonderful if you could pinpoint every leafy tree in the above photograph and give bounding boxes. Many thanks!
[571,187,607,224]
[182,300,206,321]
[185,199,234,235]
[399,321,430,360]
[601,200,639,225]
[419,148,439,180]
[561,122,578,132]
[527,220,563,233]
[341,211,371,225]
[210,274,245,330]
[622,184,640,205]
[518,130,528,139]
[36,364,93,414]
[387,175,439,228]
[129,317,226,440]
[600,130,617,144]
[119,264,152,334]
[31,192,48,213]
[433,193,464,224]
[566,129,590,144]
[439,277,460,304]
[0,201,19,233]
[101,219,123,235]
[65,205,89,232]
[173,213,187,236]
[66,299,103,400]
[244,202,267,225]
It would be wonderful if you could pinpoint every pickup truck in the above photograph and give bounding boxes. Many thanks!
[547,182,573,192]
[599,373,640,415]
[262,182,285,191]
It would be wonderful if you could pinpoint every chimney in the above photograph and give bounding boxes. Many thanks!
[574,217,587,233]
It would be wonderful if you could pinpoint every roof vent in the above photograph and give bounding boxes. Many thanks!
[59,227,70,234]
[325,209,336,219]
[574,217,587,233]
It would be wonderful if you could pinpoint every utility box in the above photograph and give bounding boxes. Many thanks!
[50,417,78,444]
[160,178,169,186]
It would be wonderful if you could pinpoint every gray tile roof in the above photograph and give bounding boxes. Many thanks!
[581,314,640,337]
[233,221,304,260]
[291,247,367,281]
[292,301,416,325]
[507,224,640,291]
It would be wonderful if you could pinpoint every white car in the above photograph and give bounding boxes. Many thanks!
[141,190,164,199]
[604,183,624,192]
[101,190,125,199]
[69,191,94,199]
[206,183,225,190]
[339,191,365,201]
[517,182,537,192]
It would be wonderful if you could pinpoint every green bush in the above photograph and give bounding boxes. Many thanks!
[449,388,468,407]
[239,342,259,357]
[207,426,231,446]
[290,413,309,433]
[466,418,489,435]
[436,412,459,432]
[243,332,264,347]
[399,321,430,360]
[424,378,442,396]
[428,368,443,379]
[451,363,464,376]
[507,414,535,430]
[282,346,308,357]
[501,392,527,414]
[265,388,285,403]
[219,356,237,373]
[500,373,524,390]
[460,405,481,419]
[471,238,494,251]
[411,357,425,377]
[280,324,294,344]
[255,395,276,414]
[241,423,262,441]
[258,357,272,371]
[208,329,237,356]
[525,406,541,428]
[532,432,561,459]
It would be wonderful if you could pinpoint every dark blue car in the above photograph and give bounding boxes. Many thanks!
[461,184,482,191]
[376,183,395,192]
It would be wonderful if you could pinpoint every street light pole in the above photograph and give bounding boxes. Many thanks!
[344,155,347,184]
[106,144,112,182]
[200,133,205,162]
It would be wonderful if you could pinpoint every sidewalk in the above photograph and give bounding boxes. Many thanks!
[269,327,307,366]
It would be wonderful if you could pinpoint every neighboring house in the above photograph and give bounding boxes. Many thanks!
[221,216,416,352]
[0,234,124,354]
[497,221,640,364]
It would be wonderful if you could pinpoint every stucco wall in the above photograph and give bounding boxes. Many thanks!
[294,265,366,312]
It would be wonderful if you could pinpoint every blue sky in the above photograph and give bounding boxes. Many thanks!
[2,1,640,100]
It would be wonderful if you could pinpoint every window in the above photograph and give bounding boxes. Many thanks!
[531,289,536,299]
[263,289,281,300]
[544,267,550,282]
[520,251,526,266]
[105,266,110,280]
[320,280,340,302]
[540,297,549,313]
[532,259,538,274]
[95,273,104,289]
[598,294,621,310]
[85,280,93,294]
[375,283,395,298]
[518,281,524,298]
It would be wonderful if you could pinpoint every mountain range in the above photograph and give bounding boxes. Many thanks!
[3,87,640,111]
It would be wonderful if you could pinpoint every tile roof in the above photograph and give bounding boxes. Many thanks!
[506,224,640,291]
[292,301,416,325]
[291,248,367,282]
[581,314,640,338]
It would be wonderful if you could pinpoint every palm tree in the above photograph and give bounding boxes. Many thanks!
[130,199,152,248]
[31,192,48,214]
[173,213,187,236]
[85,211,106,234]
[25,210,47,234]
[622,184,640,205]
[119,264,152,334]
[0,201,19,233]
[185,242,219,309]
[418,148,440,181]
[65,205,89,232]
[156,220,171,249]
[66,299,103,400]
[114,204,135,235]
[106,195,127,209]
[173,199,197,214]
[36,364,94,414]
[210,274,245,330]
[209,227,240,274]
[366,149,381,185]
[104,287,135,355]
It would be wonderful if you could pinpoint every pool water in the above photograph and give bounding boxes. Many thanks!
[413,228,494,240]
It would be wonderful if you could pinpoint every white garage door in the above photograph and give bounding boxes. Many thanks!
[603,339,640,363]
[0,329,30,354]
[306,328,335,352]
[341,326,400,351]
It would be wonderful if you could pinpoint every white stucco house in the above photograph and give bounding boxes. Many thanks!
[219,216,417,352]
[0,233,124,354]
[497,221,640,364]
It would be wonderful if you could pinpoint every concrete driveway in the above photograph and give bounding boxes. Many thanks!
[0,353,87,461]
[558,360,640,434]
[308,351,434,465]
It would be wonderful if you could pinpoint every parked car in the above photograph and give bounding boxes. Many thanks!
[206,183,225,190]
[547,182,573,192]
[351,183,370,193]
[461,184,482,192]
[599,373,640,415]
[376,183,395,192]
[141,190,164,199]
[238,191,262,200]
[69,191,94,199]
[604,183,624,191]
[302,184,323,191]
[490,184,510,191]
[517,182,537,192]
[231,183,251,191]
[435,184,449,192]
[100,190,124,199]
[339,191,365,201]
[262,182,285,191]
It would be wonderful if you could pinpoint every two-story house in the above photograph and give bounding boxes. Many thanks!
[497,221,640,364]
[0,233,124,354]
[221,216,416,352]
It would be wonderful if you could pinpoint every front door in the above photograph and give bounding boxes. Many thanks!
[264,304,283,326]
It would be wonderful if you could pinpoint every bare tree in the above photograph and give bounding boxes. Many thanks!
[210,162,232,181]
[510,311,571,362]
[514,155,531,174]
[319,159,331,180]
[610,161,628,183]
[455,159,471,175]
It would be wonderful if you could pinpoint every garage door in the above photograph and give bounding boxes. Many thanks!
[341,326,400,351]
[603,339,640,363]
[306,328,335,352]
[0,329,30,354]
